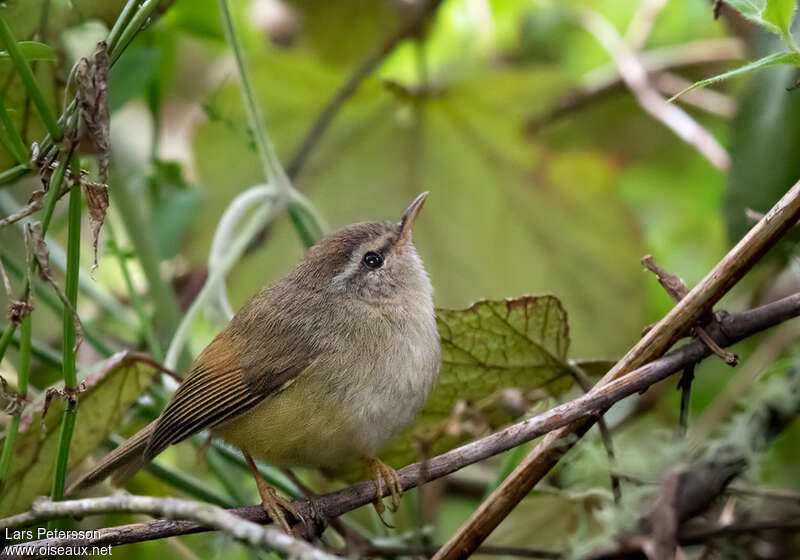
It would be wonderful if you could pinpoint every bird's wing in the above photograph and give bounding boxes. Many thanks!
[145,306,315,459]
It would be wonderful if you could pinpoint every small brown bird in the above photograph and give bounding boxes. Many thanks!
[68,193,441,531]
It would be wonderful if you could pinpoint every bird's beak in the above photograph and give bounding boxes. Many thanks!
[395,192,428,252]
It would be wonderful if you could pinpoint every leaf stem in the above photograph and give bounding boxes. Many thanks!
[216,0,288,194]
[216,0,323,248]
[110,0,161,64]
[0,17,61,141]
[49,160,82,506]
[164,187,281,369]
[0,314,31,489]
[106,0,142,55]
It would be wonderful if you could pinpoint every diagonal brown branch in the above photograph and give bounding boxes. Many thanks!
[430,180,800,560]
[3,291,800,555]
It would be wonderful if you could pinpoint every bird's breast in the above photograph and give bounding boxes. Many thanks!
[332,306,441,455]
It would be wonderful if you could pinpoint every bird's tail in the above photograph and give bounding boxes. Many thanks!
[66,420,157,496]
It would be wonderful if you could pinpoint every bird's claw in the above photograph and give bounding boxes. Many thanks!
[258,485,300,534]
[363,456,402,526]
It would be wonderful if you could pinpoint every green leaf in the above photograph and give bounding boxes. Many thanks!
[723,0,796,35]
[668,51,800,102]
[725,0,767,20]
[0,41,56,63]
[0,353,159,515]
[763,0,798,39]
[431,296,572,414]
[338,296,575,477]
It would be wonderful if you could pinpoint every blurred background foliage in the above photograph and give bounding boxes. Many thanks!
[1,0,800,558]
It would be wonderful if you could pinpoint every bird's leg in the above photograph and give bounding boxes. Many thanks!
[243,449,298,533]
[362,456,403,520]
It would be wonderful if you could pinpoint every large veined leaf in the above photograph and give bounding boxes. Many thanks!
[429,296,571,415]
[0,353,159,515]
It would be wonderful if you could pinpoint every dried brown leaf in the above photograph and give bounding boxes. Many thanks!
[24,221,84,348]
[0,376,26,416]
[0,189,45,230]
[82,180,108,271]
[76,41,110,183]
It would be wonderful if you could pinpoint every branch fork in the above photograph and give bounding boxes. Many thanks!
[642,255,738,366]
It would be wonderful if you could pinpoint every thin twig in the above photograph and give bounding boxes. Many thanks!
[5,292,800,552]
[577,9,730,170]
[642,254,737,365]
[430,181,800,560]
[0,185,68,230]
[654,73,736,117]
[625,0,670,51]
[677,363,695,437]
[526,38,744,134]
[0,493,336,560]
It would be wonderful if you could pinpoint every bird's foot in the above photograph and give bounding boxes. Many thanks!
[243,449,300,533]
[257,482,300,534]
[362,456,402,525]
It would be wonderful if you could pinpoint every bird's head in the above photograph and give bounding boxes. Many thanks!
[296,192,432,305]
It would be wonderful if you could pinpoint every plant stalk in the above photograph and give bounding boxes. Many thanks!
[0,314,31,489]
[49,162,82,506]
[110,0,161,64]
[216,0,323,248]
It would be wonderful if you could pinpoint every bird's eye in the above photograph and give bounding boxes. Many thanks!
[362,251,384,269]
